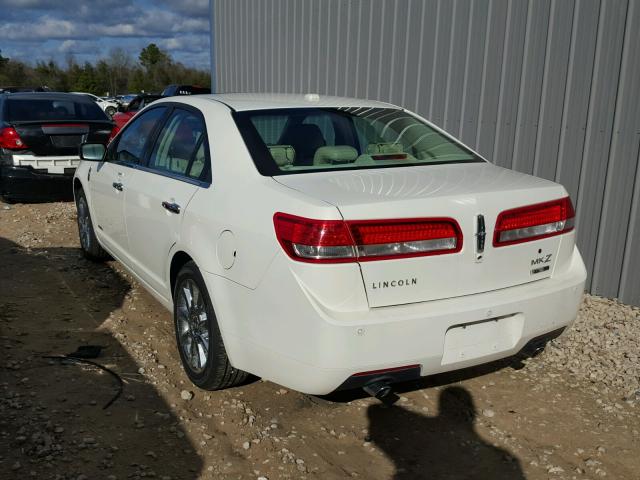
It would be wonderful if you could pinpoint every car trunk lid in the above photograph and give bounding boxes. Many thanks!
[11,121,113,157]
[274,162,574,307]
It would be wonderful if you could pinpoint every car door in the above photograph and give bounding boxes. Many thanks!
[124,106,210,300]
[89,106,168,259]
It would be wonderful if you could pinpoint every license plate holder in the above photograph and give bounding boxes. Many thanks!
[441,314,524,365]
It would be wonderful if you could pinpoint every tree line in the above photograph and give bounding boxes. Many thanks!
[0,44,211,95]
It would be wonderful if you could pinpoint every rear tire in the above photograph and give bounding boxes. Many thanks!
[105,106,116,117]
[174,261,248,390]
[75,189,109,261]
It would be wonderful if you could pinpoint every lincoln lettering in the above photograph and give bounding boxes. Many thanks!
[372,278,418,289]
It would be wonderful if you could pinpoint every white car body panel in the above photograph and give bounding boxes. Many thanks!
[89,162,129,259]
[124,168,199,301]
[73,93,587,395]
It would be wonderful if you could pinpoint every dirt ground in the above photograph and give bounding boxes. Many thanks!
[1,200,638,480]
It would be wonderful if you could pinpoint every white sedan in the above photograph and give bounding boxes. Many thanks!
[73,94,587,397]
[71,92,119,117]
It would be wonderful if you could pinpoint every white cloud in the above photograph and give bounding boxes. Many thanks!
[0,1,211,68]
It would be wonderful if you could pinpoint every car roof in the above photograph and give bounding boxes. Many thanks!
[2,92,96,103]
[166,93,400,112]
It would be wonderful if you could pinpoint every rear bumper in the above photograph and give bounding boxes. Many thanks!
[0,165,74,202]
[205,246,587,395]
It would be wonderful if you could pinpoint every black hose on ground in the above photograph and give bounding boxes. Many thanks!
[42,348,123,409]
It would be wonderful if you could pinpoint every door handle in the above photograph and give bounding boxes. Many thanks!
[162,201,181,214]
[112,182,123,191]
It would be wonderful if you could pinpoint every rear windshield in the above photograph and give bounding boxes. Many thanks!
[6,98,108,122]
[233,107,482,175]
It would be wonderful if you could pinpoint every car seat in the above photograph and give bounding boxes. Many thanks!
[279,124,326,166]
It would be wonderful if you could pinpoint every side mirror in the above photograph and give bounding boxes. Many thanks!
[80,143,106,161]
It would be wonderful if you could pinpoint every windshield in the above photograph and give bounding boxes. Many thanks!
[7,98,108,122]
[234,107,482,175]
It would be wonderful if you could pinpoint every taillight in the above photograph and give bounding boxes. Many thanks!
[273,213,462,263]
[0,127,28,149]
[493,197,575,247]
[273,214,355,263]
[108,126,120,142]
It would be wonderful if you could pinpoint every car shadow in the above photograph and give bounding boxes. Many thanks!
[367,386,526,479]
[0,236,203,479]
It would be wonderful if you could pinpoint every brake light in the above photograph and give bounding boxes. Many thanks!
[273,213,462,263]
[493,197,575,246]
[371,153,408,161]
[109,126,120,142]
[0,127,28,149]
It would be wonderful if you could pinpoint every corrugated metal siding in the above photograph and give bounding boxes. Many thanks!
[212,0,640,306]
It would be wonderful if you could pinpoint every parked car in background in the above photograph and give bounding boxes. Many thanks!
[1,86,50,94]
[115,94,137,109]
[110,93,163,136]
[71,92,119,117]
[74,94,587,397]
[0,92,113,202]
[162,84,211,96]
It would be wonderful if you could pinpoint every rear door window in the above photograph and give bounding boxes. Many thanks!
[113,107,167,164]
[147,109,207,180]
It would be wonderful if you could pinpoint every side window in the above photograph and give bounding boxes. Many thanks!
[114,107,166,164]
[188,142,206,179]
[148,109,205,177]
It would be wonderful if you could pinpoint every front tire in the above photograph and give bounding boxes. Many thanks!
[76,189,109,261]
[105,106,116,117]
[174,261,248,390]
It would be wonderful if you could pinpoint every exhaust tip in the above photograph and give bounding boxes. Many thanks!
[363,380,398,406]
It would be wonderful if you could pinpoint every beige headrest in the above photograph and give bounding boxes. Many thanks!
[313,145,358,165]
[268,145,296,167]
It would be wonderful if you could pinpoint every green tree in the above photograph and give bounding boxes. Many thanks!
[73,62,98,93]
[139,43,169,71]
[0,50,9,70]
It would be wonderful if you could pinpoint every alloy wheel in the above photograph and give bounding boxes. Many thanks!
[176,279,210,374]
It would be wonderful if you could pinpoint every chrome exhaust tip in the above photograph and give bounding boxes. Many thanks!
[363,380,398,406]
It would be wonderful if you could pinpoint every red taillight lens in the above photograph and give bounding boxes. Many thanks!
[108,126,120,142]
[273,213,462,263]
[349,218,461,260]
[273,213,355,263]
[0,127,28,149]
[493,197,575,247]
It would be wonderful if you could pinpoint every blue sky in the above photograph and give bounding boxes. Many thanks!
[0,0,211,69]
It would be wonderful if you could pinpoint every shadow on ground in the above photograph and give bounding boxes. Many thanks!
[0,236,203,479]
[367,386,526,479]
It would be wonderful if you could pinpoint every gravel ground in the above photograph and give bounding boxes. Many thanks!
[1,200,639,479]
[531,295,640,403]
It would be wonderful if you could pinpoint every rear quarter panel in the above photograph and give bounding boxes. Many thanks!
[173,101,342,290]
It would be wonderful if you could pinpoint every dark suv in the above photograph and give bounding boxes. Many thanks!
[0,92,113,202]
[161,85,211,96]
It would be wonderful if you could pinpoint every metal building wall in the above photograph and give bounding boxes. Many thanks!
[212,0,640,306]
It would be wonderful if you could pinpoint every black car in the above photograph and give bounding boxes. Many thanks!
[161,84,211,96]
[0,86,50,94]
[0,92,113,202]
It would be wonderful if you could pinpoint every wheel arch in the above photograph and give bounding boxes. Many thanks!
[73,177,83,198]
[169,250,194,299]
